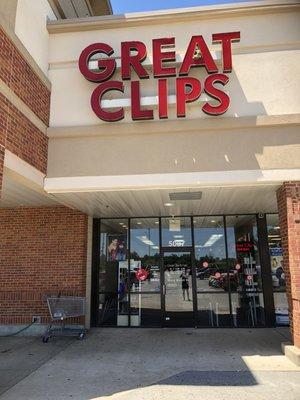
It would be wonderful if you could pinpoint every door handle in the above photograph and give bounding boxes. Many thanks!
[163,284,166,295]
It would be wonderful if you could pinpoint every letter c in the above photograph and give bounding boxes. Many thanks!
[91,81,124,122]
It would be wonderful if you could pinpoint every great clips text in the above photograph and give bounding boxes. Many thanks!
[79,33,240,122]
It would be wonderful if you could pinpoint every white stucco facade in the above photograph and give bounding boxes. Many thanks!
[47,3,300,128]
[15,0,56,75]
[43,1,300,205]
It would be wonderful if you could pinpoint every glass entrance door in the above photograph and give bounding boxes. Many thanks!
[162,251,196,327]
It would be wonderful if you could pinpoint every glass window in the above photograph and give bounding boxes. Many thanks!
[194,216,227,292]
[163,252,194,327]
[130,293,161,327]
[161,216,192,247]
[226,215,265,327]
[267,214,289,326]
[197,293,231,327]
[194,217,230,327]
[130,218,160,292]
[99,219,129,326]
[98,292,129,326]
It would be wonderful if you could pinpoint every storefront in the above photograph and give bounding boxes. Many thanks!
[91,213,288,328]
[0,1,299,355]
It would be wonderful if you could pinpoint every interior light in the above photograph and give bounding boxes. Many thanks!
[136,236,154,246]
[164,202,174,207]
[155,221,159,224]
[137,222,142,225]
[198,234,223,247]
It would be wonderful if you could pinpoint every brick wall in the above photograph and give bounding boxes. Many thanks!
[0,82,6,197]
[0,207,88,325]
[0,93,48,174]
[277,182,300,348]
[0,26,50,198]
[0,27,50,126]
[0,146,4,195]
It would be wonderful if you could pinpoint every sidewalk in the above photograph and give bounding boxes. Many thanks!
[0,335,72,397]
[0,328,299,400]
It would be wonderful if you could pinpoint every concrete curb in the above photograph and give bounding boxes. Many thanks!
[281,341,300,366]
[0,324,85,336]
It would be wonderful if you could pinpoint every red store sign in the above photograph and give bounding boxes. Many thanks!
[135,268,149,281]
[236,241,254,253]
[79,32,240,122]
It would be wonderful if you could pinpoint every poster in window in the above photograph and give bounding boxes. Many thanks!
[107,234,127,261]
[270,248,285,289]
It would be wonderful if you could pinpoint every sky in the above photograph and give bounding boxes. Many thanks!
[110,0,257,14]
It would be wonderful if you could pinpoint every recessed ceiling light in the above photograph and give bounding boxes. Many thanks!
[211,220,216,223]
[164,202,174,207]
[137,222,142,225]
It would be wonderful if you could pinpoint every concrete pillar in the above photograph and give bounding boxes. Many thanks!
[277,182,300,349]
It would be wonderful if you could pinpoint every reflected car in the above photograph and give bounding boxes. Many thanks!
[208,271,238,291]
[197,266,218,280]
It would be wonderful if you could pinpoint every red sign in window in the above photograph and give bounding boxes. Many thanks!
[135,268,149,281]
[236,242,254,253]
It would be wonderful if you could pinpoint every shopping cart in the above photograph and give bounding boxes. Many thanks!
[42,295,86,343]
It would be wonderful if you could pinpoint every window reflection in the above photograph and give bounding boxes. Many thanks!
[267,214,289,326]
[99,292,129,326]
[130,294,161,327]
[161,217,192,247]
[97,214,272,328]
[194,217,230,326]
[226,215,265,327]
[194,216,227,292]
[197,293,231,327]
[164,252,194,327]
[99,219,129,326]
[130,219,160,292]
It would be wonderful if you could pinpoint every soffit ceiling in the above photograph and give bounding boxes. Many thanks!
[50,0,112,19]
[0,170,58,208]
[0,169,279,216]
[50,185,279,218]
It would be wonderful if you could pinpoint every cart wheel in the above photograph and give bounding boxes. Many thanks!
[79,333,85,340]
[42,336,49,343]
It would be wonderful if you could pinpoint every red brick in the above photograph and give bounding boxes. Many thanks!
[277,182,300,348]
[0,207,88,325]
[0,27,50,125]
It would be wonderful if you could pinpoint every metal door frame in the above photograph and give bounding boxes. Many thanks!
[91,214,277,328]
[160,246,197,327]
